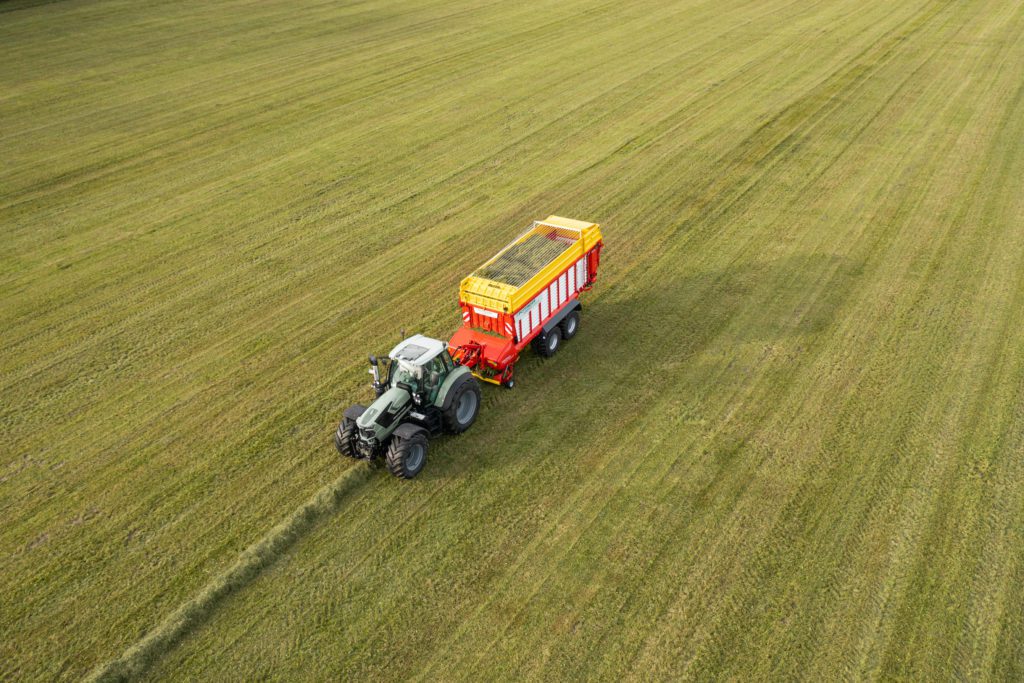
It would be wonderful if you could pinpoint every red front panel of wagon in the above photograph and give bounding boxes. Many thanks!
[460,303,515,339]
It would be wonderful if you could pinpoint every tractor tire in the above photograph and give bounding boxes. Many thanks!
[443,378,481,433]
[532,327,561,357]
[559,310,580,340]
[334,418,358,458]
[385,432,429,479]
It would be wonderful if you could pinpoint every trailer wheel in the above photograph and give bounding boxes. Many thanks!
[334,418,358,459]
[559,310,580,339]
[385,432,429,479]
[532,328,561,357]
[443,378,481,433]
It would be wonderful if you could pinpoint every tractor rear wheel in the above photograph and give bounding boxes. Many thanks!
[385,432,429,479]
[532,328,561,357]
[334,418,358,458]
[443,378,481,433]
[559,310,580,339]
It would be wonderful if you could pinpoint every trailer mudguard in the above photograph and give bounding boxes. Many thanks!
[541,301,581,336]
[435,365,475,410]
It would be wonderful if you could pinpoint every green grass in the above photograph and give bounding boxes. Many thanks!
[2,0,1023,680]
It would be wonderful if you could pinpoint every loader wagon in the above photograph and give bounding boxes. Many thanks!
[449,215,603,387]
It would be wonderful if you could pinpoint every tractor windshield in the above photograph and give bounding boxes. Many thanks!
[390,359,422,391]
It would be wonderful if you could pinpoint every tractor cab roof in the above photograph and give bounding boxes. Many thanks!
[388,334,446,367]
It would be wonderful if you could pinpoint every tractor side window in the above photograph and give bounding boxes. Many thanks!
[425,357,444,401]
[427,357,444,384]
[441,350,454,372]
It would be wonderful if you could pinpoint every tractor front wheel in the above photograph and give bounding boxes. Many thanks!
[386,433,429,479]
[334,418,358,458]
[443,379,481,433]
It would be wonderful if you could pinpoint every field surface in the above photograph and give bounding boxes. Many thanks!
[3,0,1024,680]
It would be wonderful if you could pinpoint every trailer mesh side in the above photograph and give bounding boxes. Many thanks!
[474,224,580,287]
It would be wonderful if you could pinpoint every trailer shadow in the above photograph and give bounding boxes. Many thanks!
[421,251,862,479]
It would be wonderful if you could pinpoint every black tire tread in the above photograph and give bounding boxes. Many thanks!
[385,433,428,479]
[559,310,580,339]
[442,378,481,434]
[335,419,358,458]
[532,328,561,357]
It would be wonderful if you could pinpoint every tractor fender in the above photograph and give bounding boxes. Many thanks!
[343,404,367,421]
[392,422,429,441]
[436,365,475,410]
[542,301,582,335]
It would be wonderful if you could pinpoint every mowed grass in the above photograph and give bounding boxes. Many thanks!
[2,0,1023,679]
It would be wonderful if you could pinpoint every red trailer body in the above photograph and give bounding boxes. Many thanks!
[449,216,603,387]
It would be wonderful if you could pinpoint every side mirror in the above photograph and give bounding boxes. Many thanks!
[368,354,382,395]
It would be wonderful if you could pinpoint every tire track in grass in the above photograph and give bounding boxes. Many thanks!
[598,1,983,671]
[671,0,999,675]
[958,82,1024,680]
[84,463,372,682]
[866,24,1024,676]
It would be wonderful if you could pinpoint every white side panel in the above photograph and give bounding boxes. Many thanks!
[576,260,586,289]
[539,290,549,320]
[568,265,576,293]
[559,273,567,305]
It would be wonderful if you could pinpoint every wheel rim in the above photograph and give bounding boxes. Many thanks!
[406,443,425,471]
[566,317,577,335]
[456,390,478,424]
[549,334,559,351]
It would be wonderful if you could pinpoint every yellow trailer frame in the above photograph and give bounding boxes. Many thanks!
[459,216,603,314]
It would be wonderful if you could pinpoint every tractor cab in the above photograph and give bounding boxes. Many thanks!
[378,334,454,403]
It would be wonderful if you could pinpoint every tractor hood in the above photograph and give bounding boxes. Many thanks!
[356,385,412,436]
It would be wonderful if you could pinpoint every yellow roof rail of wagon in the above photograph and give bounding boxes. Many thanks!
[460,216,602,314]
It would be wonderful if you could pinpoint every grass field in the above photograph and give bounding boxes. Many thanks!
[3,0,1023,679]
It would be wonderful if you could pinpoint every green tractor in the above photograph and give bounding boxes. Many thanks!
[334,334,482,478]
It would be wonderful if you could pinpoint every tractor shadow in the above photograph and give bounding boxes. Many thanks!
[420,251,862,479]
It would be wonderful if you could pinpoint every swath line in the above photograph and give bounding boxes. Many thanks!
[85,464,372,683]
